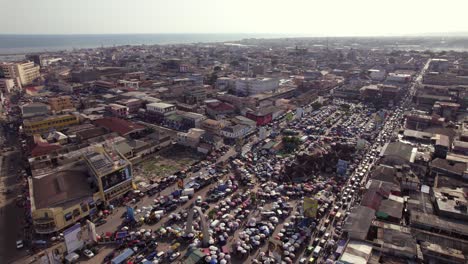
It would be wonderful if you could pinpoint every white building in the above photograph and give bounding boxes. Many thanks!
[368,69,386,81]
[215,77,235,90]
[0,78,16,93]
[177,128,205,148]
[386,73,411,83]
[235,77,279,96]
[0,61,40,87]
[221,124,251,139]
[146,102,176,116]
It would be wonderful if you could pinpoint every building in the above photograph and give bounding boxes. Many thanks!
[145,102,177,123]
[146,102,176,116]
[49,96,74,112]
[183,87,206,104]
[432,187,468,221]
[23,114,79,135]
[177,128,205,148]
[235,77,279,96]
[84,146,133,203]
[453,140,468,155]
[116,98,142,114]
[93,117,145,137]
[368,69,386,81]
[0,78,16,93]
[220,124,251,139]
[201,119,225,135]
[21,102,49,118]
[434,134,450,158]
[180,111,207,129]
[0,61,40,86]
[215,77,235,90]
[29,164,99,234]
[433,101,460,120]
[206,101,236,118]
[106,103,130,118]
[386,72,411,83]
[28,143,132,234]
[405,113,445,130]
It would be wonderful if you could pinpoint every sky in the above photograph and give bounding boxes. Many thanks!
[1,0,468,36]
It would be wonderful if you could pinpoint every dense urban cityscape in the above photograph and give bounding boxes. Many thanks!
[0,36,468,264]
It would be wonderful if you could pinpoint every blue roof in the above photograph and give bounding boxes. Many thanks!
[111,248,134,264]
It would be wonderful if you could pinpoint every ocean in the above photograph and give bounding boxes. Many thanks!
[0,33,282,57]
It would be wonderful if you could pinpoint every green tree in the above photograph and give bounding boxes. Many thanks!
[311,102,323,110]
[282,136,301,153]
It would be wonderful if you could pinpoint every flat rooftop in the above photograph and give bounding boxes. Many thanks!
[32,164,94,209]
[410,211,468,237]
[85,146,130,177]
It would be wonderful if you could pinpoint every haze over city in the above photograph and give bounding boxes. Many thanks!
[1,0,468,36]
[1,1,468,264]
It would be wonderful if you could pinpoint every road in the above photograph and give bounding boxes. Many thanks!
[0,123,27,264]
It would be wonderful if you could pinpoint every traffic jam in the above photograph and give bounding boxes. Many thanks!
[90,98,406,264]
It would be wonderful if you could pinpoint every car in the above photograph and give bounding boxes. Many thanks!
[83,249,94,258]
[16,240,24,249]
[169,252,180,261]
[104,252,115,262]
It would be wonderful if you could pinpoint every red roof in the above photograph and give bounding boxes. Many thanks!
[206,102,235,112]
[94,117,145,136]
[361,189,384,211]
[30,142,62,157]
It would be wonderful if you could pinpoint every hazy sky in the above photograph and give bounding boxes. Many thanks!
[1,0,467,36]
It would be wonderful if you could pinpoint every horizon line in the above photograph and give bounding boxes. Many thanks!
[1,32,468,38]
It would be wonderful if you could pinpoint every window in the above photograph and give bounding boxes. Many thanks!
[72,208,80,217]
[80,202,88,213]
[64,212,72,221]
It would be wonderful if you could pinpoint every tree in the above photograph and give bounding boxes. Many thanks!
[388,57,396,64]
[311,102,323,111]
[213,66,222,72]
[282,136,301,153]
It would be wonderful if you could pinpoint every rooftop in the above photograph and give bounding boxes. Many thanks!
[410,211,468,236]
[94,117,145,136]
[32,164,94,209]
[147,102,175,109]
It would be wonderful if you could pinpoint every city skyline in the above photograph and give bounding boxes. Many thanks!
[2,0,468,36]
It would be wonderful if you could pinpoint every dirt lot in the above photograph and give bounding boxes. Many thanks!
[135,145,203,181]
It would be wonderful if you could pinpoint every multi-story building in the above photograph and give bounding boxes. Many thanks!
[146,102,176,116]
[21,102,49,118]
[145,102,176,123]
[177,128,205,148]
[201,119,226,135]
[116,98,143,114]
[180,111,207,129]
[220,124,251,139]
[84,146,133,203]
[23,114,79,135]
[0,61,40,87]
[48,95,74,112]
[29,144,133,234]
[106,103,130,118]
[235,77,279,96]
[0,78,16,93]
